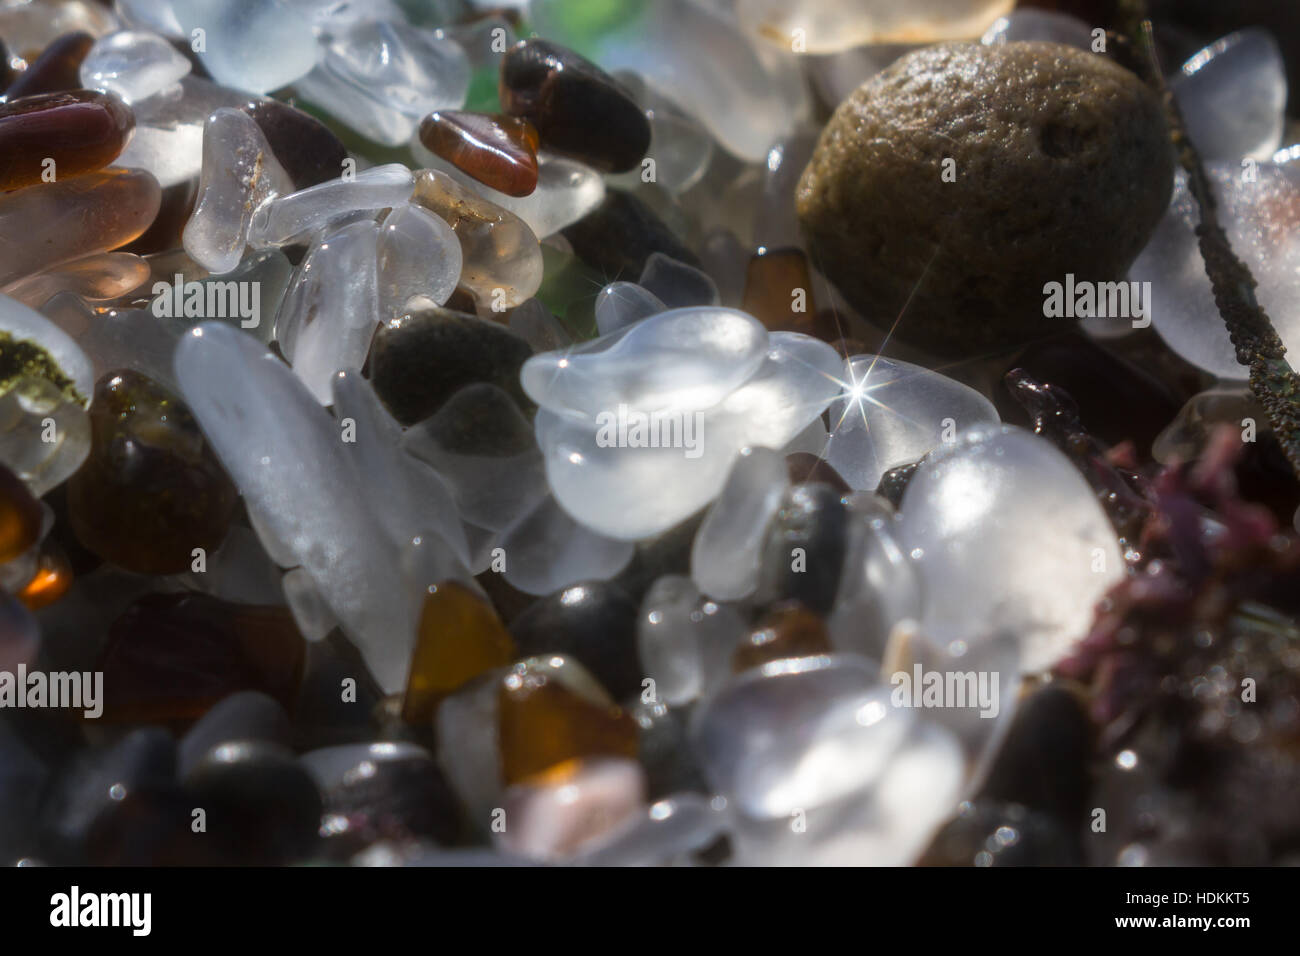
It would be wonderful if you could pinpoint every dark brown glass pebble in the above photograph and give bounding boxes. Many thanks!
[67,370,237,575]
[0,90,135,191]
[500,39,649,173]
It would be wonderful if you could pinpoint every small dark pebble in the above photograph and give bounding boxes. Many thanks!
[368,306,534,425]
[561,189,701,282]
[510,581,643,701]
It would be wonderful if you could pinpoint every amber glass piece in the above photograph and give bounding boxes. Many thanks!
[0,461,42,564]
[67,370,237,575]
[4,31,95,99]
[0,89,135,191]
[18,542,72,610]
[97,593,306,723]
[419,110,539,197]
[733,602,834,673]
[402,580,516,724]
[498,658,637,785]
[742,246,820,333]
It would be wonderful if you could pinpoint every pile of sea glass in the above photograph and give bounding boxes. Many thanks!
[0,0,1296,867]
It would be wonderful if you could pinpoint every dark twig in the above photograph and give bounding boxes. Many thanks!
[1114,2,1300,481]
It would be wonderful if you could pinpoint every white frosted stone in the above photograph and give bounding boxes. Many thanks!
[737,0,1013,52]
[523,307,768,420]
[980,9,1093,49]
[495,757,646,862]
[276,220,380,404]
[331,369,470,567]
[896,424,1123,673]
[0,292,94,403]
[290,0,408,33]
[171,0,322,94]
[594,282,665,336]
[80,29,192,103]
[1135,164,1300,381]
[497,493,634,596]
[637,575,745,706]
[376,204,462,318]
[250,164,414,248]
[531,329,843,540]
[116,0,184,37]
[692,658,963,865]
[1172,29,1287,163]
[173,322,411,692]
[690,446,788,601]
[402,383,548,533]
[296,20,469,146]
[824,354,1000,491]
[183,108,294,275]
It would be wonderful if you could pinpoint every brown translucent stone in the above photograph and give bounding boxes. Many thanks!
[0,461,42,564]
[97,593,306,723]
[18,542,72,610]
[741,246,819,333]
[0,169,162,287]
[732,602,834,673]
[402,580,516,725]
[3,31,94,99]
[67,370,237,575]
[418,110,539,197]
[0,89,135,191]
[497,657,638,785]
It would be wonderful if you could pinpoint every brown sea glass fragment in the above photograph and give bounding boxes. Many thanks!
[419,110,539,197]
[402,580,516,725]
[732,602,834,673]
[67,370,237,575]
[0,89,135,191]
[497,657,637,785]
[742,246,818,333]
